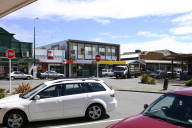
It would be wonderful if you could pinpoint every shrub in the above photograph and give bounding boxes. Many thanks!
[141,74,156,85]
[14,83,31,94]
[185,80,192,87]
[0,89,5,99]
[147,77,156,85]
[141,74,150,83]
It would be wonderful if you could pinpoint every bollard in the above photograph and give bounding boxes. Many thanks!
[163,78,168,90]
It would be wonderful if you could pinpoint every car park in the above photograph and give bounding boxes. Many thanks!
[106,87,192,128]
[40,71,64,79]
[7,71,33,80]
[0,79,117,128]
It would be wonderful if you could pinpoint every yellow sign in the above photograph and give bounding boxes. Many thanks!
[93,60,126,64]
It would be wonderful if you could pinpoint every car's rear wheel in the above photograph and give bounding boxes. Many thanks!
[4,111,26,128]
[85,104,105,120]
[26,76,30,80]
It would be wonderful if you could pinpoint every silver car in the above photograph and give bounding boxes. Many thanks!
[102,69,114,77]
[8,71,33,80]
[40,71,64,79]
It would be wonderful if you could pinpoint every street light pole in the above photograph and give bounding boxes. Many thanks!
[33,17,38,78]
[34,17,38,65]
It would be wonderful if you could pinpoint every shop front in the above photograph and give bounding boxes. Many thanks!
[69,60,127,77]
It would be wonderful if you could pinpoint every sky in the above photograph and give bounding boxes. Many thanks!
[1,0,192,54]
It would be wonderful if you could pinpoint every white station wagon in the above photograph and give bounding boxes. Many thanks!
[0,79,117,128]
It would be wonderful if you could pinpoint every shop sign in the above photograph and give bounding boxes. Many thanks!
[64,60,73,64]
[97,60,126,64]
[47,50,54,60]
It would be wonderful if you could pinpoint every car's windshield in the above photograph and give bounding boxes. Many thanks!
[143,93,192,127]
[114,67,126,71]
[20,83,47,99]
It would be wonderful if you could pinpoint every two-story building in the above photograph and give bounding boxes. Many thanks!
[0,27,33,78]
[38,39,120,77]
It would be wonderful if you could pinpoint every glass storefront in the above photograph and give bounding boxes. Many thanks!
[49,64,65,74]
[71,64,97,77]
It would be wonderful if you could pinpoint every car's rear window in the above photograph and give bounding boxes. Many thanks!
[85,82,106,92]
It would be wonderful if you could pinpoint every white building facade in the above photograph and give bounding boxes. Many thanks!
[38,39,120,77]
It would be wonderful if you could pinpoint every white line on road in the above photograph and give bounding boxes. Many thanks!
[48,118,123,128]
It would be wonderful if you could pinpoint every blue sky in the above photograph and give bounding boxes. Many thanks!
[1,0,192,53]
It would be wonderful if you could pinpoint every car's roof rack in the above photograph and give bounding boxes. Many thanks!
[52,78,101,84]
[81,78,101,81]
[53,79,76,83]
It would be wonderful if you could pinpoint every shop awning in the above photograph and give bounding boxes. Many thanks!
[0,57,35,62]
[125,60,146,65]
[96,60,126,65]
[0,0,37,18]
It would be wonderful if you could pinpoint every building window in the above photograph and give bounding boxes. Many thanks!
[106,47,112,60]
[78,43,84,59]
[71,43,77,60]
[99,47,106,59]
[111,47,117,60]
[85,44,92,59]
[92,45,98,59]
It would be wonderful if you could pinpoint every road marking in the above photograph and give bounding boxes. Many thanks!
[48,118,123,128]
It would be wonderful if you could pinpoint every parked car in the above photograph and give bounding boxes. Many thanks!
[0,79,117,128]
[7,71,33,80]
[149,70,166,79]
[106,87,192,128]
[40,71,64,79]
[102,69,114,77]
[167,71,180,78]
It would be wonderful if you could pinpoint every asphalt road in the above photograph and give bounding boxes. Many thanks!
[25,91,161,128]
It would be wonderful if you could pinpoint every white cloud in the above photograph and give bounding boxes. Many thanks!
[170,12,192,35]
[5,0,192,22]
[137,31,168,38]
[100,32,130,39]
[121,37,192,54]
[170,26,192,35]
[172,12,192,26]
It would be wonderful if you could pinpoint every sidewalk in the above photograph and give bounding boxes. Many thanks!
[102,77,186,94]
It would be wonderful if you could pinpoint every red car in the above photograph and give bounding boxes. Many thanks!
[107,88,192,128]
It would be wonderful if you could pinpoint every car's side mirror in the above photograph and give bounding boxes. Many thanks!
[34,95,40,100]
[144,104,148,109]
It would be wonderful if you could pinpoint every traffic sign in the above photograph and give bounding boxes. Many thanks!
[95,54,101,62]
[6,49,15,59]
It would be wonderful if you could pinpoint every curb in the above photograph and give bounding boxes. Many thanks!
[115,89,167,94]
